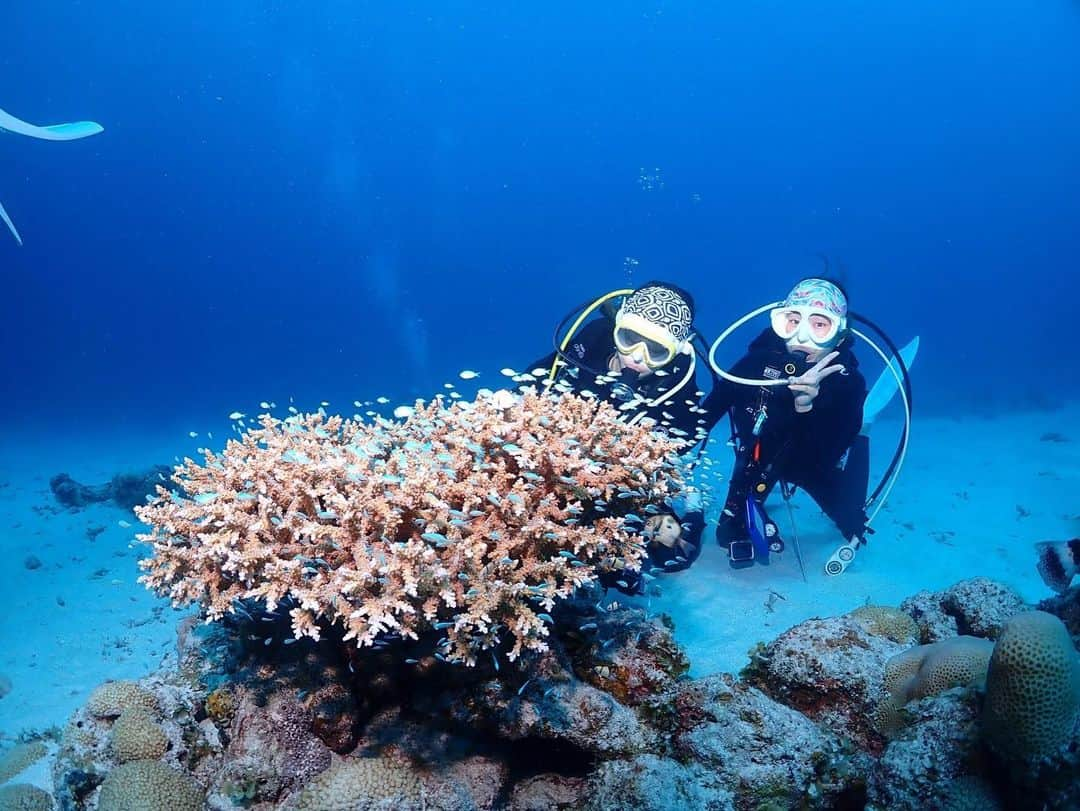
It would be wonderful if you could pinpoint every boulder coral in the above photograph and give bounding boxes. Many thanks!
[982,609,1080,763]
[875,636,993,734]
[95,760,204,811]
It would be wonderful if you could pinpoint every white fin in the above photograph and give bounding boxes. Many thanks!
[862,336,919,429]
[0,106,103,141]
[0,199,22,245]
[0,106,103,245]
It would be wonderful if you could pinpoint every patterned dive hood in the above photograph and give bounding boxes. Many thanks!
[621,285,693,341]
[782,278,848,319]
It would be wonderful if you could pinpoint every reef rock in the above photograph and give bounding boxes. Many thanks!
[740,614,905,752]
[582,753,734,811]
[901,578,1029,644]
[62,575,1071,811]
[1038,583,1080,649]
[49,466,172,512]
[664,674,867,809]
[865,687,985,811]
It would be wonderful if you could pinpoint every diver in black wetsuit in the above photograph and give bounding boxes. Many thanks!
[528,281,707,441]
[529,282,709,595]
[701,277,870,565]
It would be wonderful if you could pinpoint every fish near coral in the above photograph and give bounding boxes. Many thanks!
[134,390,686,667]
[1035,539,1080,593]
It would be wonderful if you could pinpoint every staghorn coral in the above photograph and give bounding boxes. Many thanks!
[135,389,685,666]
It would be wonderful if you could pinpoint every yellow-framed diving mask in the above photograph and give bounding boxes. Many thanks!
[613,311,683,369]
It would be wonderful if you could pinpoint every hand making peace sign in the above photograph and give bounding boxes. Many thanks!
[788,351,845,413]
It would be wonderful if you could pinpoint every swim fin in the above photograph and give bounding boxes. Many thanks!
[0,107,103,141]
[862,335,918,429]
[0,199,22,246]
[0,105,103,246]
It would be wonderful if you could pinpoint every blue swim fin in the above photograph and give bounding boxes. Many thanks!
[862,336,918,429]
[0,107,103,141]
[0,199,22,246]
[0,105,103,245]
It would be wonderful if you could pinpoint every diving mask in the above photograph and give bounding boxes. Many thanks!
[613,312,681,369]
[770,278,848,350]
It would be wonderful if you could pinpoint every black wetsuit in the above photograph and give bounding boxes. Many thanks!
[701,328,870,546]
[528,318,703,440]
[597,508,706,596]
[530,317,708,595]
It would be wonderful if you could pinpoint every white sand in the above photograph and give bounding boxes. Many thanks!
[646,405,1080,676]
[0,405,1076,742]
[0,429,196,743]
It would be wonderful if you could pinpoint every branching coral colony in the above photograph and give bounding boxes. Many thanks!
[135,390,688,666]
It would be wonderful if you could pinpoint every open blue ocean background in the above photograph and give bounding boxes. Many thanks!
[3,0,1079,433]
[6,7,1080,789]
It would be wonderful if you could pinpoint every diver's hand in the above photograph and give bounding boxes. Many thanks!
[788,351,844,413]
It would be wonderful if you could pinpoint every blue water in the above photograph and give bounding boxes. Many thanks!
[4,4,1080,775]
[3,1,1078,424]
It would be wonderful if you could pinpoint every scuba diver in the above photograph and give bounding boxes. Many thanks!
[703,276,913,576]
[529,281,712,595]
[529,281,708,439]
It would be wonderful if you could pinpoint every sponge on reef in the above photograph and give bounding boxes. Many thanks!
[982,610,1080,762]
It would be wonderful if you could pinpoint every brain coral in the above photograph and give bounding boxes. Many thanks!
[290,756,423,810]
[109,709,168,763]
[0,783,53,811]
[86,681,159,718]
[938,775,1002,811]
[849,604,919,644]
[982,610,1080,762]
[96,760,204,811]
[0,741,47,783]
[884,636,994,701]
[876,636,993,734]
